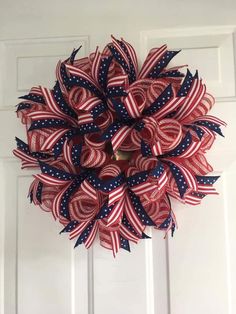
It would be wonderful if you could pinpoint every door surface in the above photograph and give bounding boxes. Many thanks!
[0,2,236,313]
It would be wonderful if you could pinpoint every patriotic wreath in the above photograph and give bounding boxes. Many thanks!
[14,36,226,256]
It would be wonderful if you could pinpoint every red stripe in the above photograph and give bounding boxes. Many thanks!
[194,115,226,126]
[66,64,102,91]
[123,92,141,118]
[108,184,126,205]
[111,36,130,69]
[124,194,144,235]
[107,197,125,227]
[34,174,70,186]
[121,38,138,75]
[153,97,184,121]
[70,221,91,240]
[111,126,132,152]
[76,96,102,111]
[85,222,98,248]
[80,180,97,200]
[131,182,156,195]
[41,128,69,150]
[63,140,73,166]
[139,45,167,79]
[78,112,94,125]
[52,182,72,220]
[91,47,101,83]
[110,230,120,257]
[41,87,76,125]
[120,224,139,243]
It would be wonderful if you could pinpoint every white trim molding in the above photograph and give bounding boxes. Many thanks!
[0,36,89,110]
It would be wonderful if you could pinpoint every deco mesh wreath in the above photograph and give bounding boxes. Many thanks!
[14,36,226,256]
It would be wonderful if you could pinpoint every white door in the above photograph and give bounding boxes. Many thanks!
[0,2,236,313]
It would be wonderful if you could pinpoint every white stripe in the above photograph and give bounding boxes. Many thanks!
[81,180,97,200]
[120,225,139,243]
[139,45,167,79]
[85,222,98,248]
[41,128,69,150]
[70,221,91,239]
[78,97,101,111]
[66,64,101,91]
[111,126,132,152]
[34,174,68,186]
[108,184,126,205]
[107,198,124,227]
[124,195,143,235]
[13,149,36,163]
[180,141,202,158]
[154,97,184,120]
[124,92,140,118]
[194,115,226,126]
[110,231,120,256]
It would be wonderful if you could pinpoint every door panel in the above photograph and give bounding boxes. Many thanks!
[140,27,236,314]
[1,25,236,314]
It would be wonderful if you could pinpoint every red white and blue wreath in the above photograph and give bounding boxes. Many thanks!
[14,36,226,256]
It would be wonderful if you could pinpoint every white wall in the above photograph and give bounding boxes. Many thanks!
[1,0,236,50]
